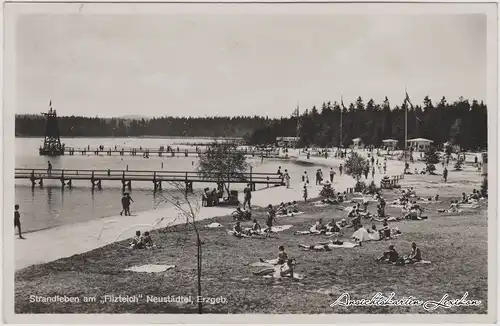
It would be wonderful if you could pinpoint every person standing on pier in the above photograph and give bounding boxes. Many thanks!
[14,204,24,239]
[47,161,52,176]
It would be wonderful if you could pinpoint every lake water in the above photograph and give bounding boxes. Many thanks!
[15,137,324,233]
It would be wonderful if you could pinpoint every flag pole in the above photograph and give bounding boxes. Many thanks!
[404,85,408,163]
[340,96,344,149]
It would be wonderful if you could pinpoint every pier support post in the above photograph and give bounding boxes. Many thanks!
[67,179,73,188]
[127,181,132,191]
[39,179,44,188]
[97,180,102,190]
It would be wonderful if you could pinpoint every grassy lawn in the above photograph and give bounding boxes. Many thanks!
[15,176,488,314]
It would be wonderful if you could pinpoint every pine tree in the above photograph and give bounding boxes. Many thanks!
[424,145,440,174]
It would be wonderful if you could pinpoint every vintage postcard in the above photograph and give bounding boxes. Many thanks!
[2,1,497,323]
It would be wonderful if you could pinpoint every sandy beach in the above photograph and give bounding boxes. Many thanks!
[13,149,476,270]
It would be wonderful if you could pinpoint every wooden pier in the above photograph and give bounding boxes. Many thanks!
[15,168,284,192]
[48,147,281,158]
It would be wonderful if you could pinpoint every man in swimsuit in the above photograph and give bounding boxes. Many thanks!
[14,204,24,239]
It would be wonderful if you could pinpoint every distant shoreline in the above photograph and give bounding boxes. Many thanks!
[15,135,244,140]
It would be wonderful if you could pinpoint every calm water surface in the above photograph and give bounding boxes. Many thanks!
[15,137,326,233]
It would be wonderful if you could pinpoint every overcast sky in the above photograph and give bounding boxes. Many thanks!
[15,14,486,118]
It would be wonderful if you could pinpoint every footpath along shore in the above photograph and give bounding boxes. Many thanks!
[15,151,402,270]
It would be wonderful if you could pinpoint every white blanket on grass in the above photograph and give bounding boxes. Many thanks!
[300,242,359,250]
[352,197,379,202]
[125,264,175,273]
[277,211,304,218]
[206,222,224,228]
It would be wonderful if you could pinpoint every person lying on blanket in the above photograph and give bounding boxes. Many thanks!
[299,239,345,251]
[253,258,295,277]
[376,245,399,263]
[310,219,327,233]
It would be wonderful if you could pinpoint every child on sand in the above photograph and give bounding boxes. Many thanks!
[303,185,308,202]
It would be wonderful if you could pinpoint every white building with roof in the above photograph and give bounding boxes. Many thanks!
[407,138,433,152]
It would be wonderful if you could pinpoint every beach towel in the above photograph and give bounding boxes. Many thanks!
[206,222,223,228]
[352,197,378,202]
[125,264,175,273]
[268,225,294,233]
[416,200,442,204]
[262,273,305,280]
[294,230,340,236]
[459,203,480,209]
[277,211,304,218]
[414,260,432,264]
[299,242,359,251]
[229,225,293,238]
[313,203,329,207]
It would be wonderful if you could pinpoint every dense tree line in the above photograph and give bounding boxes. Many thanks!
[15,115,270,138]
[247,96,488,151]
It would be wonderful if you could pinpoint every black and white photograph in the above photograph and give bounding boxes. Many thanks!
[2,2,497,323]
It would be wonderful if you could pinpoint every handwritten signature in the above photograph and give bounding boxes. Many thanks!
[330,292,482,312]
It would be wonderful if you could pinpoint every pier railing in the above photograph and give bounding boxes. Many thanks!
[15,168,284,191]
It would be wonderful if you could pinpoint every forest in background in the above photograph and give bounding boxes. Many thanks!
[15,95,487,150]
[247,96,487,151]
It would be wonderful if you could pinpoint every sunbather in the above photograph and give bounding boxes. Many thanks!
[130,230,144,249]
[142,231,154,248]
[298,239,345,251]
[250,219,262,235]
[326,219,341,233]
[405,242,422,263]
[376,245,399,263]
[233,221,243,237]
[277,245,288,264]
[254,258,296,278]
[232,207,245,221]
[310,218,327,233]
